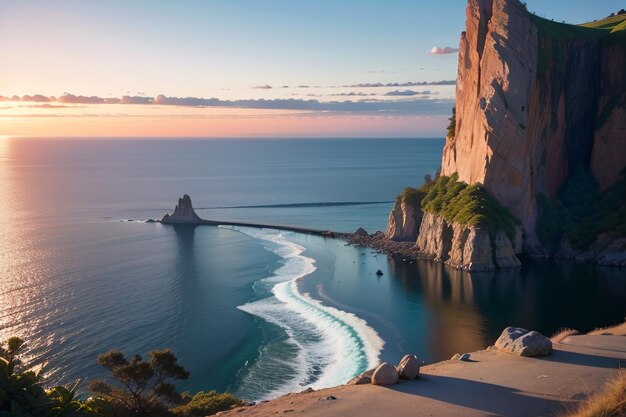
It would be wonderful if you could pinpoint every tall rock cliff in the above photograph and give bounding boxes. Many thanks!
[441,0,626,255]
[387,0,626,270]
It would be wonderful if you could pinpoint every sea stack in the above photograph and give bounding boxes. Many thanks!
[161,194,203,224]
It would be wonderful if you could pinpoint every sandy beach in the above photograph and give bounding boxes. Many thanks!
[218,334,626,417]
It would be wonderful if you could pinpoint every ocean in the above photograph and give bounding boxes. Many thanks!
[1,137,625,401]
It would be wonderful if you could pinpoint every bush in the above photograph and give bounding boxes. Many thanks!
[420,174,520,240]
[446,106,456,138]
[171,390,243,417]
[0,337,104,416]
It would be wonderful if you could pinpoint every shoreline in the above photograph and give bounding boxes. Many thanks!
[217,331,626,417]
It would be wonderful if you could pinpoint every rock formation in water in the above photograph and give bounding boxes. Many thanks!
[161,194,203,224]
[387,0,626,269]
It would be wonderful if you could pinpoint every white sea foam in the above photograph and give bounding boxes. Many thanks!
[220,225,384,400]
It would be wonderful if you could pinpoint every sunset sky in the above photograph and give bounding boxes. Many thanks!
[1,0,622,138]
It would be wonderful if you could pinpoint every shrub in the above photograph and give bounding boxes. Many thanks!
[171,390,243,417]
[446,106,456,138]
[420,174,520,240]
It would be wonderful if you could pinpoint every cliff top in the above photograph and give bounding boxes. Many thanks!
[529,8,626,42]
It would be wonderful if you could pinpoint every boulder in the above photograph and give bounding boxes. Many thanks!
[371,363,399,385]
[354,227,369,237]
[346,369,374,385]
[375,270,384,276]
[396,354,420,379]
[495,327,552,357]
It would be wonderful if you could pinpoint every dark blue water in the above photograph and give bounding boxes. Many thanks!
[1,137,624,401]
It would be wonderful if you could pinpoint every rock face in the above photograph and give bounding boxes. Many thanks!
[441,0,626,254]
[495,327,552,357]
[371,363,399,385]
[416,212,521,271]
[396,354,420,380]
[390,0,626,268]
[161,194,203,224]
[386,199,421,241]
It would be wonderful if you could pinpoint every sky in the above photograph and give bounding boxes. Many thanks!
[1,0,623,138]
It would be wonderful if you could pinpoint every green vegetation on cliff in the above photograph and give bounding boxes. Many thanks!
[446,106,456,138]
[420,174,520,241]
[530,11,626,79]
[536,168,626,250]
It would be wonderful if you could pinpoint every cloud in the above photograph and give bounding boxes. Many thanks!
[330,92,377,97]
[22,103,85,109]
[0,92,454,115]
[384,90,435,96]
[57,93,119,104]
[252,85,273,89]
[429,46,459,55]
[337,80,455,88]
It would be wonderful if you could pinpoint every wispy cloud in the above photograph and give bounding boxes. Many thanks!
[330,92,377,97]
[335,80,455,88]
[1,93,454,115]
[252,84,273,89]
[429,46,458,55]
[384,90,436,96]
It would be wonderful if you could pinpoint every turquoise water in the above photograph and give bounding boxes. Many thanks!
[1,137,625,401]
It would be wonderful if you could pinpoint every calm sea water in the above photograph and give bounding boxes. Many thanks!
[1,137,625,401]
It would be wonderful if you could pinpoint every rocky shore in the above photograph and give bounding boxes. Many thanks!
[337,229,419,262]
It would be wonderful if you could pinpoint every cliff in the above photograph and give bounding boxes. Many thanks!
[388,0,626,269]
[161,194,203,224]
[442,0,626,255]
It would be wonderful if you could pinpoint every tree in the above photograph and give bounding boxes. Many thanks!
[89,349,189,417]
[446,106,456,138]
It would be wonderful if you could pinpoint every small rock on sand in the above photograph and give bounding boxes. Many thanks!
[397,354,420,379]
[347,369,374,385]
[495,327,552,357]
[451,353,471,361]
[371,362,399,385]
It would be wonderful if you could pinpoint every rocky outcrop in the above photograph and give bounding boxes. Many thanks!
[495,327,552,357]
[386,199,422,241]
[416,212,521,272]
[161,194,203,224]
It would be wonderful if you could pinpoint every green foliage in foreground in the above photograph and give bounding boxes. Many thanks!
[420,174,520,241]
[0,337,242,417]
[536,168,626,250]
[0,336,106,417]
